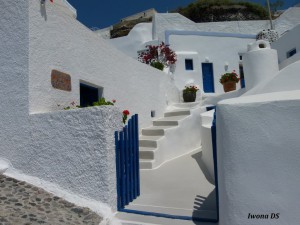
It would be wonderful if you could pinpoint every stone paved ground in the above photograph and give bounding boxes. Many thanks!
[0,175,102,225]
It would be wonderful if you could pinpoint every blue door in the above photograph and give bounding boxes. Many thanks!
[202,63,215,93]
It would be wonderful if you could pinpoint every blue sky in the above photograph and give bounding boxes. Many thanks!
[67,0,299,29]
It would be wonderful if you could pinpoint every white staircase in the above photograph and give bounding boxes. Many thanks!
[139,102,204,169]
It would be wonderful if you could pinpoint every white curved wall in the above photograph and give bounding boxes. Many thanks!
[109,23,153,59]
[243,60,300,96]
[217,90,300,225]
[243,41,279,91]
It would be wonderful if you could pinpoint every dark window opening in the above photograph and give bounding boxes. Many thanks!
[287,48,297,59]
[185,59,194,71]
[80,83,101,107]
[239,64,245,88]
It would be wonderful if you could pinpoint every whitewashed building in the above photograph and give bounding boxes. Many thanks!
[1,1,300,225]
[110,7,300,95]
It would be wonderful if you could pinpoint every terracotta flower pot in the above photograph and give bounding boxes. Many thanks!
[223,81,237,92]
[183,91,196,102]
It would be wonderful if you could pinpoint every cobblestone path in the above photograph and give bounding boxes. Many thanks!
[0,175,102,225]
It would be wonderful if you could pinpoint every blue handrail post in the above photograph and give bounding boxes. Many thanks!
[211,110,219,222]
[135,114,140,196]
[115,131,121,211]
[115,114,140,210]
[120,130,126,208]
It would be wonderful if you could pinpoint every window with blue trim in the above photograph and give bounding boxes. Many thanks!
[287,48,296,58]
[185,59,194,71]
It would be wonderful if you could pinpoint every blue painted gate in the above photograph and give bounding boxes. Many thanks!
[115,114,140,210]
[202,63,215,93]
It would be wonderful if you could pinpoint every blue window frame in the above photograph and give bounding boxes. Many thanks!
[287,48,296,58]
[185,59,194,71]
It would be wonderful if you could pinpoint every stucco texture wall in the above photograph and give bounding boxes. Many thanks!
[0,0,31,177]
[271,24,300,65]
[0,0,125,210]
[29,0,174,129]
[29,106,122,209]
[217,90,300,225]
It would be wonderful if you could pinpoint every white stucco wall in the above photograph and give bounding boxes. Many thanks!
[1,0,177,212]
[243,40,279,91]
[169,34,254,93]
[29,106,122,209]
[0,0,30,183]
[29,0,177,129]
[217,90,300,225]
[243,60,300,96]
[271,24,300,66]
[109,23,153,59]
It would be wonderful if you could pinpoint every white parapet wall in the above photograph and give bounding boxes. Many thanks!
[28,106,123,209]
[217,90,300,225]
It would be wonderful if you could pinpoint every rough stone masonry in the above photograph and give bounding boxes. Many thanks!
[0,175,102,225]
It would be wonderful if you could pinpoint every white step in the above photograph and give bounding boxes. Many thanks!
[164,110,190,117]
[117,211,217,225]
[139,136,162,148]
[142,126,175,136]
[139,147,157,160]
[152,115,188,126]
[139,159,154,169]
[172,101,201,109]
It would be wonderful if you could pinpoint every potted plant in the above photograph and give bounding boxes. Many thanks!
[138,42,177,71]
[183,85,199,102]
[219,70,240,92]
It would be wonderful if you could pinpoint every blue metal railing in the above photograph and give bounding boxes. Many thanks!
[211,110,219,222]
[114,112,219,223]
[115,114,140,210]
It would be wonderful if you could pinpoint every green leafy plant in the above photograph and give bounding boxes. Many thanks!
[150,61,165,71]
[219,70,240,84]
[92,98,115,106]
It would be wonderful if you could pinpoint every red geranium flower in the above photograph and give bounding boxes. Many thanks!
[123,110,130,115]
[112,99,116,103]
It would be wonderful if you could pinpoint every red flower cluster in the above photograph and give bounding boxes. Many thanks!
[183,85,199,94]
[50,0,53,2]
[123,110,130,115]
[219,70,240,84]
[138,42,177,67]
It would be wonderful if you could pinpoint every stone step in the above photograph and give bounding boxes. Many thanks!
[139,159,154,169]
[152,115,188,126]
[141,126,175,136]
[139,136,161,148]
[139,147,156,160]
[172,101,201,109]
[164,109,190,117]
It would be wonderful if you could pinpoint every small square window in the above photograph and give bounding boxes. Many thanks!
[287,48,296,59]
[185,59,194,71]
